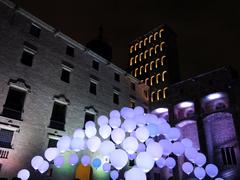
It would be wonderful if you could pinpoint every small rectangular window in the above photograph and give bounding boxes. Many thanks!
[48,138,58,148]
[2,87,26,120]
[61,69,70,83]
[20,50,34,67]
[66,45,74,57]
[89,81,97,95]
[113,92,119,105]
[92,60,99,70]
[130,82,135,91]
[0,129,14,149]
[114,73,120,82]
[84,112,95,128]
[49,102,66,131]
[30,24,41,38]
[129,100,135,108]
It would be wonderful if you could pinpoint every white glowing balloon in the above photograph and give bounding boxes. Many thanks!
[134,114,146,126]
[70,137,85,151]
[122,137,138,154]
[38,160,49,174]
[165,127,181,141]
[99,140,115,155]
[73,128,85,139]
[185,147,198,162]
[137,143,146,152]
[215,178,224,180]
[44,148,59,162]
[121,107,134,118]
[194,153,206,167]
[69,153,79,166]
[85,121,95,128]
[99,124,111,139]
[81,155,91,166]
[17,169,30,180]
[110,149,128,170]
[205,164,218,178]
[97,115,108,126]
[165,157,176,169]
[123,118,137,132]
[135,152,154,172]
[124,167,146,180]
[87,136,101,152]
[109,117,121,129]
[133,106,144,115]
[159,139,173,156]
[57,136,71,153]
[54,156,64,168]
[146,142,163,160]
[172,142,185,156]
[31,156,44,170]
[194,167,206,180]
[135,126,149,143]
[103,163,111,172]
[158,122,171,135]
[85,126,97,138]
[156,157,166,168]
[182,162,194,175]
[111,128,125,145]
[181,138,193,148]
[110,110,121,118]
[145,138,154,146]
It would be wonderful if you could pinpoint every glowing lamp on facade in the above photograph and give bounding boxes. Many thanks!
[177,101,194,108]
[152,107,168,114]
[205,92,223,101]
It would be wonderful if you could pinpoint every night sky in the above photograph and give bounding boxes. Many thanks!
[12,0,240,80]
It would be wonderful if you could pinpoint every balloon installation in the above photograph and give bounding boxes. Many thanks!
[17,106,224,180]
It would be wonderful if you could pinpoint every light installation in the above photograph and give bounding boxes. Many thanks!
[17,106,224,180]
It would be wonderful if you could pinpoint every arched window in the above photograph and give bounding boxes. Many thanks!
[157,89,161,100]
[145,64,149,73]
[140,66,144,75]
[139,53,143,62]
[150,76,154,85]
[145,78,149,86]
[149,35,153,43]
[155,45,159,54]
[150,61,154,70]
[161,55,166,65]
[155,58,160,68]
[163,87,168,99]
[154,32,158,40]
[151,91,156,102]
[134,68,138,77]
[135,43,138,51]
[156,73,161,84]
[130,57,134,66]
[162,71,167,81]
[139,40,143,48]
[134,55,138,63]
[149,47,154,57]
[130,45,134,53]
[160,42,166,51]
[159,29,164,38]
[144,50,148,59]
[144,37,148,46]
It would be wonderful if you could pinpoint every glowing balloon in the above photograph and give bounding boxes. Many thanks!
[120,107,134,119]
[146,142,163,160]
[133,106,144,115]
[172,142,185,156]
[110,170,119,180]
[54,156,64,168]
[122,136,138,154]
[73,128,85,139]
[194,153,206,167]
[85,121,95,128]
[135,126,149,143]
[215,178,224,180]
[17,169,30,180]
[135,152,154,172]
[70,137,85,151]
[92,158,101,168]
[85,126,97,138]
[165,127,181,141]
[194,167,206,180]
[182,162,194,175]
[125,167,146,180]
[44,148,59,162]
[102,163,111,172]
[145,138,154,146]
[87,136,101,152]
[159,139,173,156]
[122,118,136,132]
[147,123,159,137]
[97,115,108,126]
[205,164,218,178]
[99,124,111,139]
[81,155,91,166]
[165,157,176,169]
[38,160,49,174]
[135,114,146,126]
[185,147,198,162]
[110,110,120,118]
[137,143,146,152]
[111,128,125,145]
[110,149,128,170]
[69,153,79,166]
[128,153,137,160]
[31,156,44,170]
[156,157,166,168]
[181,138,193,148]
[109,117,121,129]
[57,136,71,153]
[99,140,115,156]
[158,122,170,135]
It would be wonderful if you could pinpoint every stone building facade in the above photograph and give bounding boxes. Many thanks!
[0,0,148,179]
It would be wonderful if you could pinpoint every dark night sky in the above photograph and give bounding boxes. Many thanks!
[12,0,240,80]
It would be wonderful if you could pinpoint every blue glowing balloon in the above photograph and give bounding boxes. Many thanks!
[92,158,101,168]
[147,123,159,137]
[102,163,111,172]
[110,170,119,180]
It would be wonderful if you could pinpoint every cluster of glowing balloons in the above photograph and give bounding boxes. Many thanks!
[17,106,224,180]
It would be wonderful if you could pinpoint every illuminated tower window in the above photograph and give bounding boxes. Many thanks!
[163,87,168,99]
[149,35,153,43]
[156,73,160,84]
[139,53,143,62]
[151,91,155,102]
[145,64,149,73]
[134,68,138,77]
[150,76,154,86]
[145,78,149,86]
[139,40,143,48]
[140,66,144,75]
[162,71,167,82]
[155,58,160,68]
[157,89,161,100]
[159,29,164,38]
[150,61,154,70]
[135,55,138,63]
[149,47,154,57]
[161,55,166,65]
[144,50,148,59]
[154,32,158,40]
[130,57,134,66]
[144,37,148,46]
[130,45,134,53]
[160,42,165,51]
[155,45,159,54]
[135,43,138,51]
